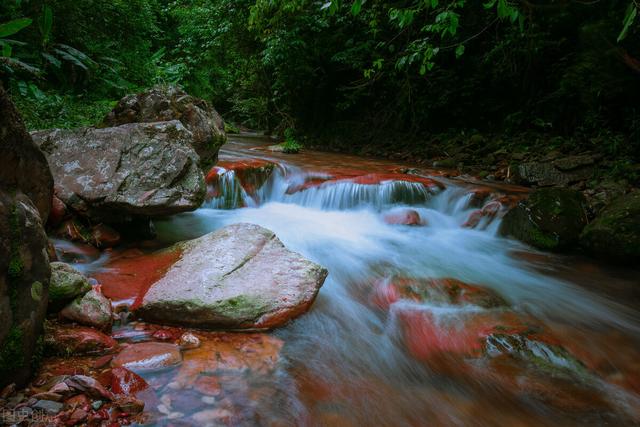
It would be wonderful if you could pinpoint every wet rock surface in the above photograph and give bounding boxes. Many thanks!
[31,120,206,222]
[44,323,118,356]
[499,188,588,251]
[103,86,226,168]
[580,190,640,263]
[48,262,91,309]
[60,289,113,331]
[137,223,328,329]
[0,88,53,389]
[112,342,183,373]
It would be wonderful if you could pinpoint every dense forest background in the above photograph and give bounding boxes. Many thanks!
[1,0,639,167]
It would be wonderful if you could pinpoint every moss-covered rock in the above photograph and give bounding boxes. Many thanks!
[499,188,588,251]
[49,262,91,309]
[60,289,113,331]
[580,191,640,263]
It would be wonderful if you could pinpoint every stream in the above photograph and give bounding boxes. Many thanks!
[56,135,640,426]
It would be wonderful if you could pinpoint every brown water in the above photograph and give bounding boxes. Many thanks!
[51,135,640,426]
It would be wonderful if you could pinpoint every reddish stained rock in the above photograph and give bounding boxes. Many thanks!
[110,367,149,396]
[49,195,68,227]
[370,277,507,311]
[45,323,118,356]
[112,342,182,373]
[93,248,182,307]
[152,329,175,341]
[137,224,327,330]
[174,333,283,391]
[286,170,444,194]
[463,200,504,229]
[382,209,425,226]
[64,394,90,409]
[397,308,531,363]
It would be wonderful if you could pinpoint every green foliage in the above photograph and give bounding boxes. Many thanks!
[0,0,637,160]
[0,327,25,375]
[282,127,302,153]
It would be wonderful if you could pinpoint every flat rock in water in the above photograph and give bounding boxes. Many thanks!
[31,121,205,222]
[112,342,182,373]
[137,223,328,329]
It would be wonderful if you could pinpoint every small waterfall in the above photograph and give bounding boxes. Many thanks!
[205,167,256,209]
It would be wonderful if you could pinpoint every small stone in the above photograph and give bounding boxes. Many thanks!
[168,412,185,419]
[201,396,216,404]
[178,332,201,350]
[157,404,171,415]
[112,342,183,373]
[33,399,64,414]
[115,396,145,414]
[91,400,103,410]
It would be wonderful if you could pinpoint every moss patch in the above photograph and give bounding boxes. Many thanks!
[0,326,25,375]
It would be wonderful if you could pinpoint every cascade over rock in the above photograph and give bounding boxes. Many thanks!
[31,121,206,223]
[0,86,52,388]
[137,223,328,329]
[103,86,226,168]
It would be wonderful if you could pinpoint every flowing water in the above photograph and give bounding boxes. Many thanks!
[59,136,640,426]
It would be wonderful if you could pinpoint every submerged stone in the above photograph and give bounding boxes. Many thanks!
[137,223,328,329]
[112,342,182,373]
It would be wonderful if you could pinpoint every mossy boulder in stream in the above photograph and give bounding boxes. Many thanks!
[580,191,640,263]
[499,188,588,251]
[49,262,91,309]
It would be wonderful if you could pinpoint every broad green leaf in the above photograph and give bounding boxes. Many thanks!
[41,6,53,45]
[0,18,32,38]
[351,0,363,16]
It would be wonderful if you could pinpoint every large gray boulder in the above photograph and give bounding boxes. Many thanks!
[137,223,328,330]
[0,87,52,388]
[103,86,226,168]
[31,121,206,222]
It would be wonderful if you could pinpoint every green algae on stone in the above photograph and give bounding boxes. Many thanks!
[49,262,91,307]
[580,191,640,262]
[499,188,588,251]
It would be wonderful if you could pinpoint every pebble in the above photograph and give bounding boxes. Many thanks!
[201,396,216,404]
[179,332,201,350]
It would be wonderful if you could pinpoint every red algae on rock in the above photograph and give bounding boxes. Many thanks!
[93,247,183,307]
